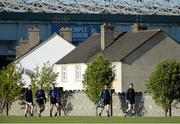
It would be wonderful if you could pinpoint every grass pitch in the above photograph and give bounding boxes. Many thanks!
[0,116,180,123]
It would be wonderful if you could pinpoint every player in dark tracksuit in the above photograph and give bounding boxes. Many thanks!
[99,84,111,117]
[35,84,46,117]
[24,85,34,117]
[49,84,59,117]
[124,83,135,117]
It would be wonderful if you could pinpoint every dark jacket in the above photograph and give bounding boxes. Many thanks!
[24,89,33,102]
[100,89,111,101]
[126,88,135,103]
[49,89,58,100]
[35,89,46,104]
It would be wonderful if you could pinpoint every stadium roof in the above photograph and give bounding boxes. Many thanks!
[0,0,180,15]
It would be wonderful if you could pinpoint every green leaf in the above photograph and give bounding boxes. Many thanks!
[82,54,115,103]
[146,59,180,115]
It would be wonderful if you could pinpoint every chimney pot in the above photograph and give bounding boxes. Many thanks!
[132,23,147,32]
[58,27,72,43]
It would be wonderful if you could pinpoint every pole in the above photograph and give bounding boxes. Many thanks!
[111,89,115,116]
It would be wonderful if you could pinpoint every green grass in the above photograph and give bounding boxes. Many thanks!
[0,116,180,123]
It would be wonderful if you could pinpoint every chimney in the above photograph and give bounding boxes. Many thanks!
[15,38,28,58]
[28,26,40,49]
[58,27,72,43]
[15,26,40,59]
[101,23,114,50]
[132,23,147,32]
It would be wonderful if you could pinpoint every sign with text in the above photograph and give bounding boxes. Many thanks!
[51,23,100,44]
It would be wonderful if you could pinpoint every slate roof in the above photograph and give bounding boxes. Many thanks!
[57,32,120,64]
[56,33,101,64]
[56,29,168,64]
[102,30,160,61]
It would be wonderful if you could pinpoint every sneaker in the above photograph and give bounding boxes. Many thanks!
[25,114,27,117]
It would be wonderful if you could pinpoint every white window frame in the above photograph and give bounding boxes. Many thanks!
[61,66,67,82]
[75,65,81,81]
[112,64,117,81]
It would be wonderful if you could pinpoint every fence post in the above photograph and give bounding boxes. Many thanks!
[111,89,115,116]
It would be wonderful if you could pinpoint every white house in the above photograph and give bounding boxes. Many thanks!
[55,24,180,92]
[16,30,75,87]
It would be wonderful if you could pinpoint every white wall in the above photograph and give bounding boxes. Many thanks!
[55,63,87,90]
[16,34,75,87]
[111,62,122,93]
[55,62,122,92]
[17,34,75,70]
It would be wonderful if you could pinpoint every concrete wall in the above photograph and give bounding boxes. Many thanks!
[6,91,180,117]
[121,31,180,92]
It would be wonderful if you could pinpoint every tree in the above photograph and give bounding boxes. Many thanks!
[83,54,115,103]
[28,62,59,93]
[146,60,180,117]
[0,61,23,115]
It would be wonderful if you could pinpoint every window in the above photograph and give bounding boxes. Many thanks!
[112,64,117,80]
[61,66,67,82]
[75,65,81,81]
